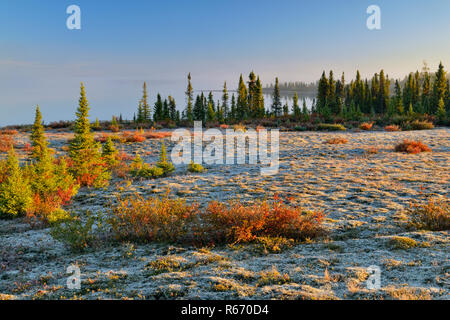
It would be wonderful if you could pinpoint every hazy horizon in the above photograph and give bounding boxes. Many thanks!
[1,0,450,126]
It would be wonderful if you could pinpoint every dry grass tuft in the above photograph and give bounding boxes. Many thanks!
[406,198,449,231]
[324,137,348,145]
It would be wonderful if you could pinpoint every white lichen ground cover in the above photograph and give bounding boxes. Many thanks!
[0,128,449,300]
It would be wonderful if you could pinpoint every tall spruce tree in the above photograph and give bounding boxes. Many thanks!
[394,80,404,114]
[222,81,229,120]
[141,82,151,122]
[271,77,282,117]
[230,94,237,120]
[317,71,329,113]
[153,94,163,122]
[31,105,47,161]
[185,73,194,122]
[69,83,110,187]
[169,96,177,121]
[237,74,248,118]
[255,77,265,117]
[432,62,447,114]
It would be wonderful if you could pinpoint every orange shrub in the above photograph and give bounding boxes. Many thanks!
[385,125,401,132]
[366,147,378,154]
[0,129,18,136]
[123,131,146,143]
[359,122,374,131]
[96,133,123,143]
[395,140,431,154]
[0,135,14,152]
[199,195,325,244]
[144,132,172,139]
[324,137,348,145]
[107,192,199,243]
[109,124,120,132]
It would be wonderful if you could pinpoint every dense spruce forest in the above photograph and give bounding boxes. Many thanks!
[130,62,449,128]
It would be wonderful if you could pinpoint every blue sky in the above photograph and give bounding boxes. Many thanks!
[1,0,450,126]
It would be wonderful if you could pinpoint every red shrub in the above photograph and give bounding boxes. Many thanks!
[385,125,401,132]
[199,195,326,244]
[23,143,32,153]
[0,135,14,152]
[395,140,431,154]
[0,129,18,136]
[359,122,374,131]
[109,124,120,133]
[144,132,172,139]
[123,131,146,143]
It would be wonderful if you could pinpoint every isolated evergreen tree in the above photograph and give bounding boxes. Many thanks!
[141,82,151,122]
[271,77,282,117]
[102,137,118,167]
[156,142,175,175]
[69,83,110,187]
[31,105,47,161]
[185,73,194,122]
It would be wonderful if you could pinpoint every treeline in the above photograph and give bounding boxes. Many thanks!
[315,62,449,121]
[264,80,318,93]
[128,63,449,127]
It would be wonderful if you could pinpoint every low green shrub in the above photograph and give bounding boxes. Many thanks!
[0,149,32,218]
[50,211,99,252]
[188,161,205,173]
[317,123,346,131]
